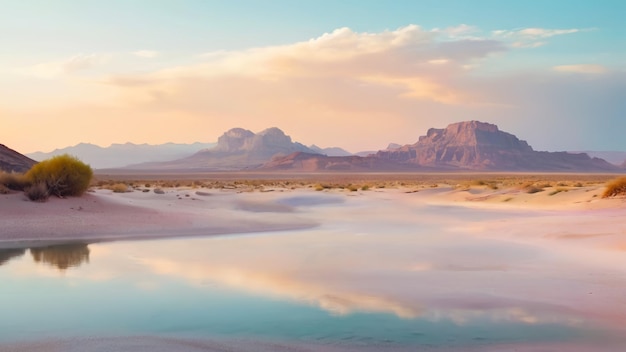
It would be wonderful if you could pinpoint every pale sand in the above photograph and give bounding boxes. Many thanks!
[0,188,317,247]
[2,184,626,351]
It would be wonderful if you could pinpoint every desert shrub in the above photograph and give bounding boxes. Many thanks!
[25,182,50,202]
[110,183,129,193]
[602,177,626,198]
[348,185,359,192]
[0,172,31,191]
[361,185,370,191]
[26,154,93,197]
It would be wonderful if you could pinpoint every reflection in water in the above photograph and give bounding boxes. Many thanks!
[30,243,90,271]
[0,248,26,266]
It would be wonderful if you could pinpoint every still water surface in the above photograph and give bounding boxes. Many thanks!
[1,195,625,350]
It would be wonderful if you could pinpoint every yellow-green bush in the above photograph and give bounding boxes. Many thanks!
[26,154,93,197]
[603,177,626,198]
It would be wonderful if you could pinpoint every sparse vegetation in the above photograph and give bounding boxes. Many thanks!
[110,183,129,193]
[25,154,93,198]
[548,188,568,196]
[602,177,626,198]
[25,182,50,202]
[521,182,544,194]
[0,172,30,191]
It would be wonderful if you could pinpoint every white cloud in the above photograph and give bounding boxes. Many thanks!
[21,54,110,78]
[435,24,480,39]
[553,64,608,74]
[133,50,159,58]
[492,27,588,48]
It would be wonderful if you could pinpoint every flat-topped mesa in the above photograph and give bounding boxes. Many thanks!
[418,121,532,151]
[0,144,37,173]
[376,120,616,171]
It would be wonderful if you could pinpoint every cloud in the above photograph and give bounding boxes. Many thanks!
[107,25,505,105]
[553,64,608,74]
[492,27,587,48]
[22,54,110,78]
[133,50,159,58]
[3,24,623,154]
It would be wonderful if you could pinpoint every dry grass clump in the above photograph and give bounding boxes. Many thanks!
[520,182,544,194]
[0,172,30,191]
[602,177,626,198]
[25,182,50,202]
[109,183,129,193]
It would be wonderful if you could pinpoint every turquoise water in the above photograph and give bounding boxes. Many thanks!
[1,194,625,350]
[0,233,622,350]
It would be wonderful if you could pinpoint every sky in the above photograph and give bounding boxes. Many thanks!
[1,0,625,153]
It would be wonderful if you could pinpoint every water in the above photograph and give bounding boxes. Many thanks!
[1,193,625,350]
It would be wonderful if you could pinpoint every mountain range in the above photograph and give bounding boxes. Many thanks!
[128,127,317,170]
[28,142,216,169]
[0,144,37,173]
[4,121,625,173]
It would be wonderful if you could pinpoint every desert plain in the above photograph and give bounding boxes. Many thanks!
[1,172,626,351]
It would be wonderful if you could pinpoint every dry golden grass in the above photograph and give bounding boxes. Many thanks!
[91,172,616,193]
[602,177,626,198]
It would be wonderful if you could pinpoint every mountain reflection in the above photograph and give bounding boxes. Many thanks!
[0,248,27,266]
[30,243,90,271]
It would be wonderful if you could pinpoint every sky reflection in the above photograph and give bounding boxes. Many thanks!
[1,193,626,348]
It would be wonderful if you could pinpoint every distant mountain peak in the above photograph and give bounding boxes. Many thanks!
[214,128,256,152]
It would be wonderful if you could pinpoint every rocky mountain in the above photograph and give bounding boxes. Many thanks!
[308,145,352,157]
[28,142,215,169]
[374,121,618,171]
[260,152,414,172]
[129,128,318,170]
[573,151,626,166]
[0,144,37,173]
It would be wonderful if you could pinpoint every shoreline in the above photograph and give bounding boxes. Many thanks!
[2,181,625,248]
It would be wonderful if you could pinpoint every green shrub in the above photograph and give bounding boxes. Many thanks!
[26,154,93,197]
[603,177,626,198]
[0,172,30,191]
[25,182,50,202]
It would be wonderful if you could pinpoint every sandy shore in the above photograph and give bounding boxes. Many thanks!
[1,182,624,246]
[0,187,318,247]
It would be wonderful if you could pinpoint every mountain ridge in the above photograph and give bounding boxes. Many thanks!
[260,121,619,172]
[128,127,319,170]
[28,141,216,169]
[0,144,37,173]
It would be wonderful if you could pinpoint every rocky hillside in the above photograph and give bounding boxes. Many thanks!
[0,144,37,173]
[129,128,318,170]
[375,121,618,171]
